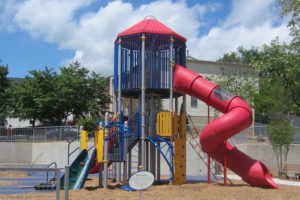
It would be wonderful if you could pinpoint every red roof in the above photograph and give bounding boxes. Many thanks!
[117,19,186,42]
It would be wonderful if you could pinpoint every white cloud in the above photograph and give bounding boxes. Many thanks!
[0,0,21,31]
[188,0,291,60]
[0,0,292,75]
[191,23,290,60]
[223,0,278,28]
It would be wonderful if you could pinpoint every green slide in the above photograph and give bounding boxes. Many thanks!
[60,149,96,190]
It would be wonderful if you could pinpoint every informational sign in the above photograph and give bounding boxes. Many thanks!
[129,171,154,191]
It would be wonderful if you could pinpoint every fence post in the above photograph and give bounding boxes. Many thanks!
[56,169,61,200]
[64,166,70,200]
[60,127,62,141]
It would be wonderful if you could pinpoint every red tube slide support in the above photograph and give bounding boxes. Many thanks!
[174,64,277,189]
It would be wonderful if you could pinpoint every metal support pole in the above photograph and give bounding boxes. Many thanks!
[157,141,160,182]
[150,95,156,176]
[117,38,122,182]
[117,38,122,114]
[208,155,211,184]
[141,34,146,170]
[175,97,178,114]
[207,105,211,184]
[56,170,61,200]
[128,98,132,178]
[224,141,227,186]
[123,121,128,184]
[169,36,174,183]
[103,112,109,188]
[64,166,70,200]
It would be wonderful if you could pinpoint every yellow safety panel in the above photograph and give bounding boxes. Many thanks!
[96,129,104,163]
[80,130,88,150]
[156,112,173,137]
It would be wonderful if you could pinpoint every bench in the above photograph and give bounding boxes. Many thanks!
[281,164,300,180]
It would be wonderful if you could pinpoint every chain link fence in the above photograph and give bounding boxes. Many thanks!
[0,126,79,143]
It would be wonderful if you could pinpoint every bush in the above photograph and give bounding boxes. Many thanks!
[79,116,97,133]
[267,119,295,175]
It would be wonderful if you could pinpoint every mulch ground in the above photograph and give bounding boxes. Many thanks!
[1,177,299,200]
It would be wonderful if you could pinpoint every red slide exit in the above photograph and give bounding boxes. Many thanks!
[174,64,277,189]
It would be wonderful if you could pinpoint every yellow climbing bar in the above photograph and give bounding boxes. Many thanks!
[80,130,88,150]
[157,111,173,137]
[96,128,104,163]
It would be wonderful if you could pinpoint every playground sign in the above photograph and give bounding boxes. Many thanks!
[129,171,154,191]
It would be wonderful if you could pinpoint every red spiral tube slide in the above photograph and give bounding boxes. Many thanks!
[174,64,277,189]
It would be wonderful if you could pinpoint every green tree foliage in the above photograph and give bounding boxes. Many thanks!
[279,0,300,48]
[215,47,259,107]
[253,39,300,118]
[10,67,57,126]
[10,62,111,126]
[78,116,97,133]
[267,119,295,175]
[217,46,261,64]
[0,63,9,125]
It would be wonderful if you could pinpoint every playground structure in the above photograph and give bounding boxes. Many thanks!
[64,17,278,190]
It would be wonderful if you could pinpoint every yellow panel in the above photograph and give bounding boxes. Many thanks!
[156,112,172,137]
[96,129,104,163]
[80,130,88,151]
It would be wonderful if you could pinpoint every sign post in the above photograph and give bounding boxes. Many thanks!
[129,171,154,200]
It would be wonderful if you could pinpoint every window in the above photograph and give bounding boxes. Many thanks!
[191,96,198,107]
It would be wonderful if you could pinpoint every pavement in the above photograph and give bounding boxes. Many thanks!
[227,174,300,187]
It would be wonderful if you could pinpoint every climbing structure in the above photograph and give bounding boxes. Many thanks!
[108,16,187,186]
[92,16,278,190]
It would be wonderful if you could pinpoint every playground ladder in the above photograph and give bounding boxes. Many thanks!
[187,114,231,184]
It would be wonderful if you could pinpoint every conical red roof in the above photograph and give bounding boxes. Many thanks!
[117,18,186,41]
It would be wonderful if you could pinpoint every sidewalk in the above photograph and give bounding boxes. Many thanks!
[228,174,300,187]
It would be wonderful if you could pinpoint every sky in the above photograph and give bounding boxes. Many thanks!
[0,0,291,78]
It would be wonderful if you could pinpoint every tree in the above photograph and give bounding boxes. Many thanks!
[10,62,111,126]
[279,0,300,49]
[267,119,295,176]
[218,46,261,64]
[253,39,300,118]
[56,61,110,123]
[0,63,9,125]
[9,67,57,126]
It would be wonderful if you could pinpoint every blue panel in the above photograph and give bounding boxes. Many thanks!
[114,43,118,94]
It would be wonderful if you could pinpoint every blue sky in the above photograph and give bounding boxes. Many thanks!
[0,0,290,78]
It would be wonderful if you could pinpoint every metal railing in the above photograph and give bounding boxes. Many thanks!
[0,126,79,143]
[187,123,300,144]
[0,166,68,200]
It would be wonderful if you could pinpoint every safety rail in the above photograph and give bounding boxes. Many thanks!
[0,166,66,200]
[46,162,57,182]
[147,136,174,175]
[67,136,80,165]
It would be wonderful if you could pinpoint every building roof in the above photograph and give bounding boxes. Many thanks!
[117,18,186,42]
